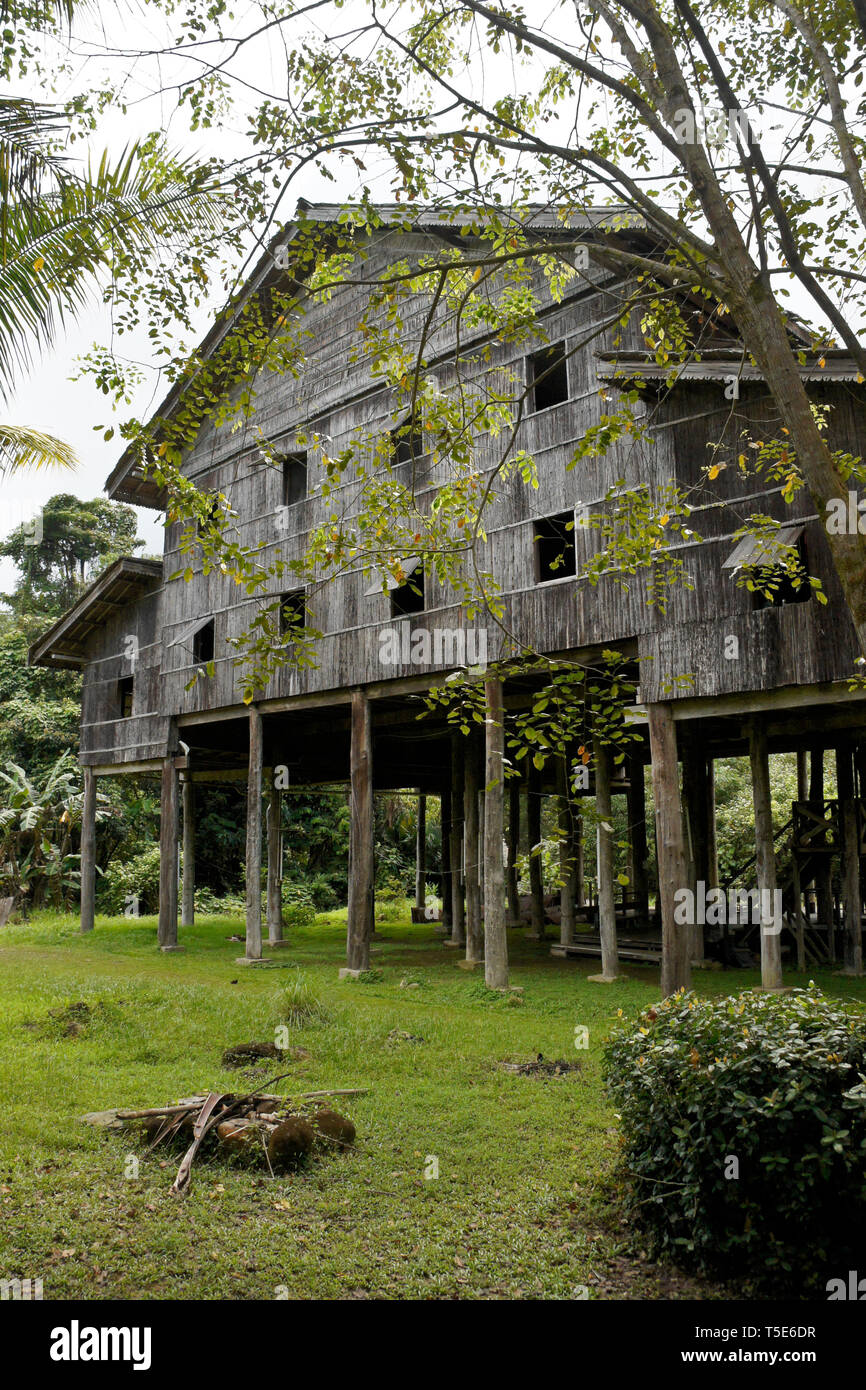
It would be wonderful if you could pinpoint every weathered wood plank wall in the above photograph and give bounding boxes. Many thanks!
[72,228,866,767]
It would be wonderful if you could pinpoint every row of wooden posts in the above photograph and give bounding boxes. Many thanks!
[77,687,864,993]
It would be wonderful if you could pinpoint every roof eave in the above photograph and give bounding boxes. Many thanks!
[28,557,163,670]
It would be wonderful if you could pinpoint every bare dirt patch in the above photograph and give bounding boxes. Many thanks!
[499,1055,582,1077]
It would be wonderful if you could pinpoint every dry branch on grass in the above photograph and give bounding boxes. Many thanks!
[82,1076,364,1193]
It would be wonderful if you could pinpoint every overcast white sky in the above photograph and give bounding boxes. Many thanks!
[0,307,168,588]
[0,2,345,595]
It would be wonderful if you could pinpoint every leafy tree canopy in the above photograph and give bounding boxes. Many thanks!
[0,492,143,617]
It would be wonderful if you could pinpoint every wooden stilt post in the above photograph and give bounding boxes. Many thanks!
[266,783,284,945]
[527,762,546,940]
[573,764,586,909]
[626,750,649,926]
[181,777,195,929]
[243,706,264,961]
[705,758,719,892]
[346,688,374,974]
[506,777,521,925]
[791,851,807,972]
[810,747,833,944]
[796,749,809,803]
[556,755,576,947]
[682,740,710,966]
[477,780,486,926]
[449,736,466,946]
[835,742,863,976]
[440,777,453,935]
[80,765,96,934]
[647,703,691,997]
[464,734,484,964]
[483,677,508,989]
[748,719,783,991]
[415,791,427,913]
[158,755,180,950]
[589,739,622,982]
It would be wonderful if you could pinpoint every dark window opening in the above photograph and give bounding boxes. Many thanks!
[393,427,426,465]
[391,562,425,618]
[529,342,569,412]
[390,414,429,477]
[282,452,308,507]
[280,589,307,635]
[751,537,812,610]
[193,619,215,666]
[118,676,134,719]
[197,494,223,536]
[535,512,577,583]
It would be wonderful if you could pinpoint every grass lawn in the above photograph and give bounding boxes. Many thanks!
[2,908,865,1301]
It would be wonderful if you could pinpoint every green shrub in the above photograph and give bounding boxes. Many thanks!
[98,846,162,915]
[375,889,411,924]
[305,874,339,912]
[278,971,330,1027]
[194,887,245,916]
[280,881,316,928]
[604,986,866,1290]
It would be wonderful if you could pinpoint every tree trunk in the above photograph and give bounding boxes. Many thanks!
[734,299,866,652]
[648,703,691,996]
[633,7,866,650]
[483,677,508,989]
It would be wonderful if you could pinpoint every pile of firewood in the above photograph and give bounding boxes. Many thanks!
[82,1078,362,1194]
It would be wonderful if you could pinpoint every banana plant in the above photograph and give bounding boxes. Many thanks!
[0,751,109,909]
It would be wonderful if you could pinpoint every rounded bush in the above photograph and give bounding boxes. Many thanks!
[98,845,162,915]
[604,986,866,1290]
[280,881,316,928]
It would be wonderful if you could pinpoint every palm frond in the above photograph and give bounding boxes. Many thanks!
[0,422,77,473]
[0,140,228,398]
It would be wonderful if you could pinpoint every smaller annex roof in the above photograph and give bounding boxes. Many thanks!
[28,557,162,671]
[596,347,856,385]
[722,525,805,572]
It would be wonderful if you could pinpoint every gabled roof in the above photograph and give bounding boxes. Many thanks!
[28,557,162,670]
[103,200,651,509]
